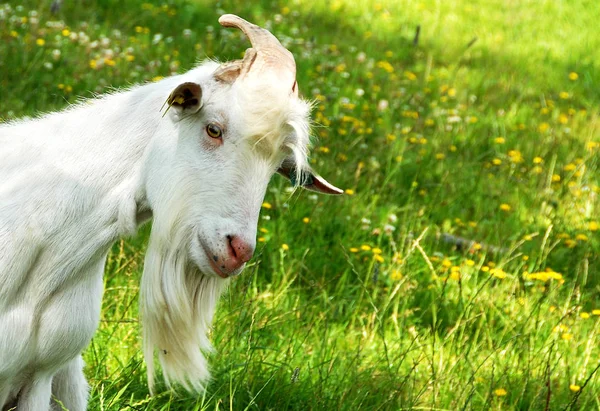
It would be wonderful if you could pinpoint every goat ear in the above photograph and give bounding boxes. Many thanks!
[277,163,344,195]
[165,82,203,114]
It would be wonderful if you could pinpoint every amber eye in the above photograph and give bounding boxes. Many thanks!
[206,123,222,139]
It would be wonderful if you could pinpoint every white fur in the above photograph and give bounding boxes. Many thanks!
[0,61,311,410]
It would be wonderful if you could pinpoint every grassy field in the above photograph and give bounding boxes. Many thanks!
[2,0,600,409]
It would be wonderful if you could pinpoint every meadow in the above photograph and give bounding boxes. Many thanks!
[1,0,599,409]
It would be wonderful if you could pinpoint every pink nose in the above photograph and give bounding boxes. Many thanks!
[222,235,254,273]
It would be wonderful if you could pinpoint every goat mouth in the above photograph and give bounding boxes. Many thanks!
[198,238,229,279]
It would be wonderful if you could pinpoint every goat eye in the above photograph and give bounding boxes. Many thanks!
[206,123,222,139]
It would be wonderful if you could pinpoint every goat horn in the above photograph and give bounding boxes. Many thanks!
[214,14,297,93]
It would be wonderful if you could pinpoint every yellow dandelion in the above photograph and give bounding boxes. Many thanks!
[592,309,600,316]
[349,247,359,253]
[344,189,355,195]
[508,150,523,163]
[551,174,561,182]
[494,388,507,397]
[499,204,511,212]
[258,237,266,243]
[554,324,568,333]
[559,91,570,99]
[449,271,460,281]
[533,156,543,164]
[404,71,417,81]
[569,72,578,81]
[36,38,45,46]
[465,259,475,267]
[565,239,577,248]
[564,163,576,171]
[492,158,502,166]
[259,227,268,234]
[335,63,346,73]
[580,312,590,319]
[559,114,568,124]
[302,217,310,224]
[374,254,384,263]
[89,59,97,69]
[441,259,452,268]
[360,245,371,251]
[561,333,573,341]
[494,137,506,144]
[491,268,507,279]
[281,243,289,251]
[391,270,403,281]
[569,384,581,392]
[588,221,599,231]
[575,234,588,241]
[538,123,550,132]
[261,202,272,209]
[372,247,382,255]
[376,61,394,73]
[435,153,446,160]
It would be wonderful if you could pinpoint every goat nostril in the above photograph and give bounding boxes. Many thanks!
[227,235,238,258]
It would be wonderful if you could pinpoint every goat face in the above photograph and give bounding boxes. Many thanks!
[145,15,342,281]
[139,15,342,392]
[156,78,311,280]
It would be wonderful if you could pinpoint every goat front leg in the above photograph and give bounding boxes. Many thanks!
[51,356,88,411]
[16,373,52,411]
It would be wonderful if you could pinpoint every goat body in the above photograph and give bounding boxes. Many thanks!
[0,68,204,410]
[0,15,341,411]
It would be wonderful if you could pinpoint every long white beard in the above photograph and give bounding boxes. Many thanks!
[140,226,228,393]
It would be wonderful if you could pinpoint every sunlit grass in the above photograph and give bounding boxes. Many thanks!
[1,0,599,409]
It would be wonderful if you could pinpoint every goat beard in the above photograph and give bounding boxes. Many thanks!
[140,223,228,393]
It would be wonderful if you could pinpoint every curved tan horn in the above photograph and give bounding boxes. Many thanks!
[213,14,297,92]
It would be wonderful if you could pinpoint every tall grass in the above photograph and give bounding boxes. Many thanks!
[1,0,599,409]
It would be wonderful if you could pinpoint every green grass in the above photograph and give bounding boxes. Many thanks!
[2,0,600,409]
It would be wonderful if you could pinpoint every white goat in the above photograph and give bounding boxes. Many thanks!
[0,14,341,411]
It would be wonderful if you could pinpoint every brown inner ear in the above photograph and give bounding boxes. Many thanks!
[167,82,202,112]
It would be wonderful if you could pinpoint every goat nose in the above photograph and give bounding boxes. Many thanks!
[224,235,254,272]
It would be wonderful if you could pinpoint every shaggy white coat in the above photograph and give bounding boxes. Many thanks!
[0,61,312,410]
